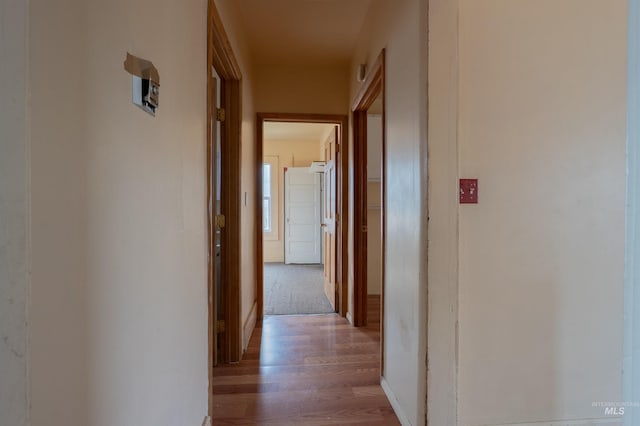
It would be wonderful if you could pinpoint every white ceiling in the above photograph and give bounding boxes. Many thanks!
[235,0,372,66]
[264,122,335,142]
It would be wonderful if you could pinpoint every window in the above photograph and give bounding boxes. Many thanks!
[263,163,272,232]
[263,156,278,240]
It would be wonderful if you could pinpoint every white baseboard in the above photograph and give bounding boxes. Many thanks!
[473,418,622,426]
[381,376,412,426]
[346,311,353,325]
[242,301,258,352]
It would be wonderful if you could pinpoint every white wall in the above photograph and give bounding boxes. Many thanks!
[457,1,627,425]
[29,0,89,423]
[0,0,29,424]
[29,0,209,424]
[625,0,640,424]
[350,0,428,424]
[426,0,460,424]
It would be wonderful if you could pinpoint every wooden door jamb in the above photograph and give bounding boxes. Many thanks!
[255,113,349,319]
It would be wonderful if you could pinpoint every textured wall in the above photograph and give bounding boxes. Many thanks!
[0,0,29,424]
[349,0,428,423]
[457,1,627,424]
[29,0,209,424]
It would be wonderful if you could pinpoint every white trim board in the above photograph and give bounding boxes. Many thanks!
[625,1,640,425]
[381,376,412,426]
[473,419,622,426]
[242,301,258,352]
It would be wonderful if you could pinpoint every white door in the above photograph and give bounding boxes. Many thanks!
[323,127,338,309]
[285,167,322,264]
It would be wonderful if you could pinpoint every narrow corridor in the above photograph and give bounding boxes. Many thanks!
[212,302,398,425]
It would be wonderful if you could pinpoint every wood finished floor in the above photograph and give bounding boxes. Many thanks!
[212,296,399,425]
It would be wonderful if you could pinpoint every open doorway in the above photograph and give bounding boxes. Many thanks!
[256,113,348,319]
[352,50,386,371]
[365,96,384,330]
[207,0,243,373]
[262,121,335,315]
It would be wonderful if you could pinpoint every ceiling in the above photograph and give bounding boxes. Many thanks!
[235,0,372,66]
[264,122,335,142]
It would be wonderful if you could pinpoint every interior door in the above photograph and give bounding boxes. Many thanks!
[284,167,322,264]
[208,75,218,367]
[323,127,338,310]
[209,69,224,366]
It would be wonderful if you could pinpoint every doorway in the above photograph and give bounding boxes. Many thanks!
[256,114,348,319]
[261,121,338,315]
[206,4,243,422]
[365,101,384,327]
[261,124,332,316]
[352,50,386,369]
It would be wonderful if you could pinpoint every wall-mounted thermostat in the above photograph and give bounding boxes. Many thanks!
[124,52,160,116]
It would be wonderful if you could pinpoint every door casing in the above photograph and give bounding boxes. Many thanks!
[256,113,349,319]
[207,0,243,417]
[352,50,386,371]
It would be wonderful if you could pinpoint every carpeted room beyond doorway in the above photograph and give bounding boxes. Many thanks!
[263,263,334,315]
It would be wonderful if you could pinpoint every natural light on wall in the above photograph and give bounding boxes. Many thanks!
[263,163,272,232]
[263,156,279,246]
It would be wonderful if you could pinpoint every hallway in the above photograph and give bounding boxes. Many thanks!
[2,0,633,424]
[212,300,398,425]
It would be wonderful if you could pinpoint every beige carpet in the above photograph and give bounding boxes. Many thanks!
[263,263,334,315]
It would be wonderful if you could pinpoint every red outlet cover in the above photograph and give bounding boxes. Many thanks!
[460,179,478,204]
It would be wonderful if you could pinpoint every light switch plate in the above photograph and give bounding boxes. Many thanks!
[460,179,478,204]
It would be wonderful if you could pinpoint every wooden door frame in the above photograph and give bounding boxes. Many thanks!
[207,0,243,416]
[256,113,349,319]
[352,50,386,337]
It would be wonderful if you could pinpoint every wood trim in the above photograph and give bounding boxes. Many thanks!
[207,0,243,418]
[338,121,349,317]
[206,10,215,414]
[353,109,368,327]
[221,79,242,363]
[257,112,347,124]
[352,51,385,112]
[256,113,349,318]
[209,1,241,80]
[351,49,386,377]
[380,54,387,373]
[256,117,264,318]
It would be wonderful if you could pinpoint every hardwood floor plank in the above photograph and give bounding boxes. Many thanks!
[212,313,399,425]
